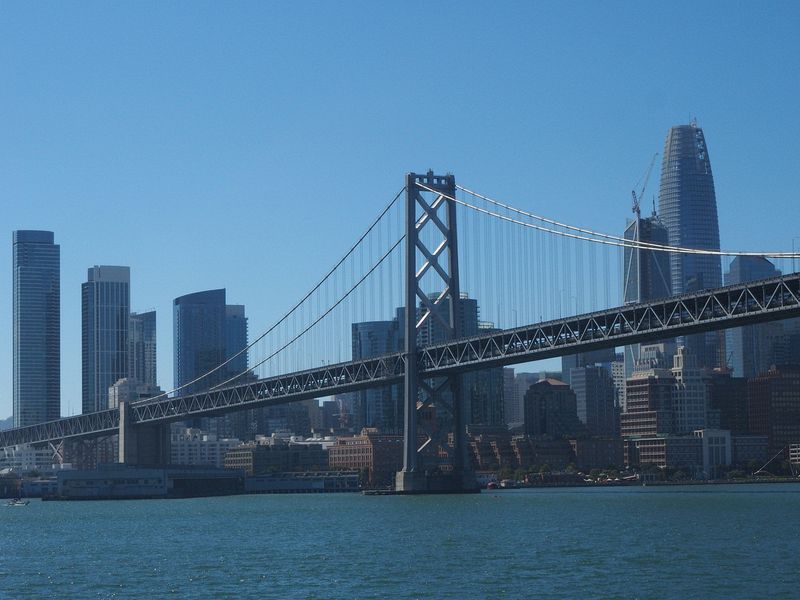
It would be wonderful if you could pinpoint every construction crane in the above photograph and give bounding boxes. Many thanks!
[632,152,658,218]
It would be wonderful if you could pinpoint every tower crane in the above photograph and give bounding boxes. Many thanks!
[632,152,658,218]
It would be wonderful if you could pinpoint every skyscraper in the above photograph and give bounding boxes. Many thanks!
[13,230,60,427]
[82,266,130,414]
[724,256,786,378]
[129,310,157,387]
[658,122,724,368]
[351,320,401,432]
[174,290,250,435]
[173,289,227,395]
[623,213,671,378]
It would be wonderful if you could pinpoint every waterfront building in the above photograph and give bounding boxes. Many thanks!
[747,365,800,456]
[623,214,671,379]
[627,435,702,471]
[569,438,625,471]
[12,230,60,427]
[170,428,242,468]
[724,257,785,378]
[1,443,65,472]
[570,365,618,437]
[731,435,769,468]
[224,439,328,476]
[129,310,157,388]
[327,428,403,487]
[82,266,130,414]
[693,428,732,479]
[523,379,586,439]
[658,122,724,368]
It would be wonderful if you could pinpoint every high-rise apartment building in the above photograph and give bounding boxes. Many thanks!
[129,310,157,387]
[174,289,250,436]
[724,257,785,378]
[12,231,60,427]
[351,320,401,433]
[658,122,724,368]
[82,266,130,414]
[623,214,671,378]
[174,289,227,395]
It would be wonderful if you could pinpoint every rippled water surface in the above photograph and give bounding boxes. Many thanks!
[2,484,799,598]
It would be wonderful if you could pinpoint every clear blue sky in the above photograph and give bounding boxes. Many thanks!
[2,2,799,419]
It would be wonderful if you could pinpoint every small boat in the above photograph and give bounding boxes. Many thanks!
[6,498,30,507]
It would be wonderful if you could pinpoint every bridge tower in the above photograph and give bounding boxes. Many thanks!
[395,171,478,493]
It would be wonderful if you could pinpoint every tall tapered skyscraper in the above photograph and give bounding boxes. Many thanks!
[13,230,60,427]
[658,122,724,368]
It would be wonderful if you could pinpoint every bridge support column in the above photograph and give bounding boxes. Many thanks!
[395,171,478,494]
[118,401,170,467]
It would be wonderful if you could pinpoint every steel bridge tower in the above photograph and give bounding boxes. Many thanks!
[395,171,478,493]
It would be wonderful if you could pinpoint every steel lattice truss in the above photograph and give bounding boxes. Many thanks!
[0,409,119,448]
[131,355,406,424]
[2,273,799,449]
[420,273,800,374]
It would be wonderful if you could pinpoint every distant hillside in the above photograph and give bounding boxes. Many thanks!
[0,416,12,431]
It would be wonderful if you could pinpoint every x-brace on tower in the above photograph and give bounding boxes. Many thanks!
[395,171,477,493]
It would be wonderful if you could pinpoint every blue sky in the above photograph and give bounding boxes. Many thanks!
[2,2,799,419]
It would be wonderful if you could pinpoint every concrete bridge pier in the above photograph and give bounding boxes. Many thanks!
[118,401,170,467]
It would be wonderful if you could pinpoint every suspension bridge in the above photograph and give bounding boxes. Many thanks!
[3,171,799,492]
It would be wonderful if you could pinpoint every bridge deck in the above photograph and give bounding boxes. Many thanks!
[2,273,799,448]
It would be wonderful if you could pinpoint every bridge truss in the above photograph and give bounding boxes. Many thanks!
[3,272,799,450]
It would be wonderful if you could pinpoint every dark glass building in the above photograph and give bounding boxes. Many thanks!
[725,257,784,378]
[174,290,250,435]
[173,289,227,395]
[13,230,60,427]
[623,214,671,378]
[129,310,157,387]
[658,123,724,368]
[82,266,130,413]
[351,320,401,432]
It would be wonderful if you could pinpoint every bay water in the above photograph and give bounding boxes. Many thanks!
[2,484,799,598]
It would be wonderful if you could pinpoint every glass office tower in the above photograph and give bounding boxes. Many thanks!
[13,230,60,427]
[82,266,131,413]
[658,123,724,368]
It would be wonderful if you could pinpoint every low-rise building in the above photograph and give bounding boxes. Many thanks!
[327,428,402,487]
[569,438,625,471]
[170,428,242,468]
[225,440,328,476]
[627,435,702,472]
[732,435,769,468]
[693,429,732,479]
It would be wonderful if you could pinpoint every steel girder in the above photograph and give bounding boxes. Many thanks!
[131,354,406,424]
[0,409,119,449]
[419,274,800,374]
[3,273,799,449]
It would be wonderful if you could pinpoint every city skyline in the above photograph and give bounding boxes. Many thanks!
[2,3,800,420]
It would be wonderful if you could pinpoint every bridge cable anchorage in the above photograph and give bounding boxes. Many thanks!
[132,186,406,405]
[430,183,800,259]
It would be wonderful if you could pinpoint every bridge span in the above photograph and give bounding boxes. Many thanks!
[2,271,799,450]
